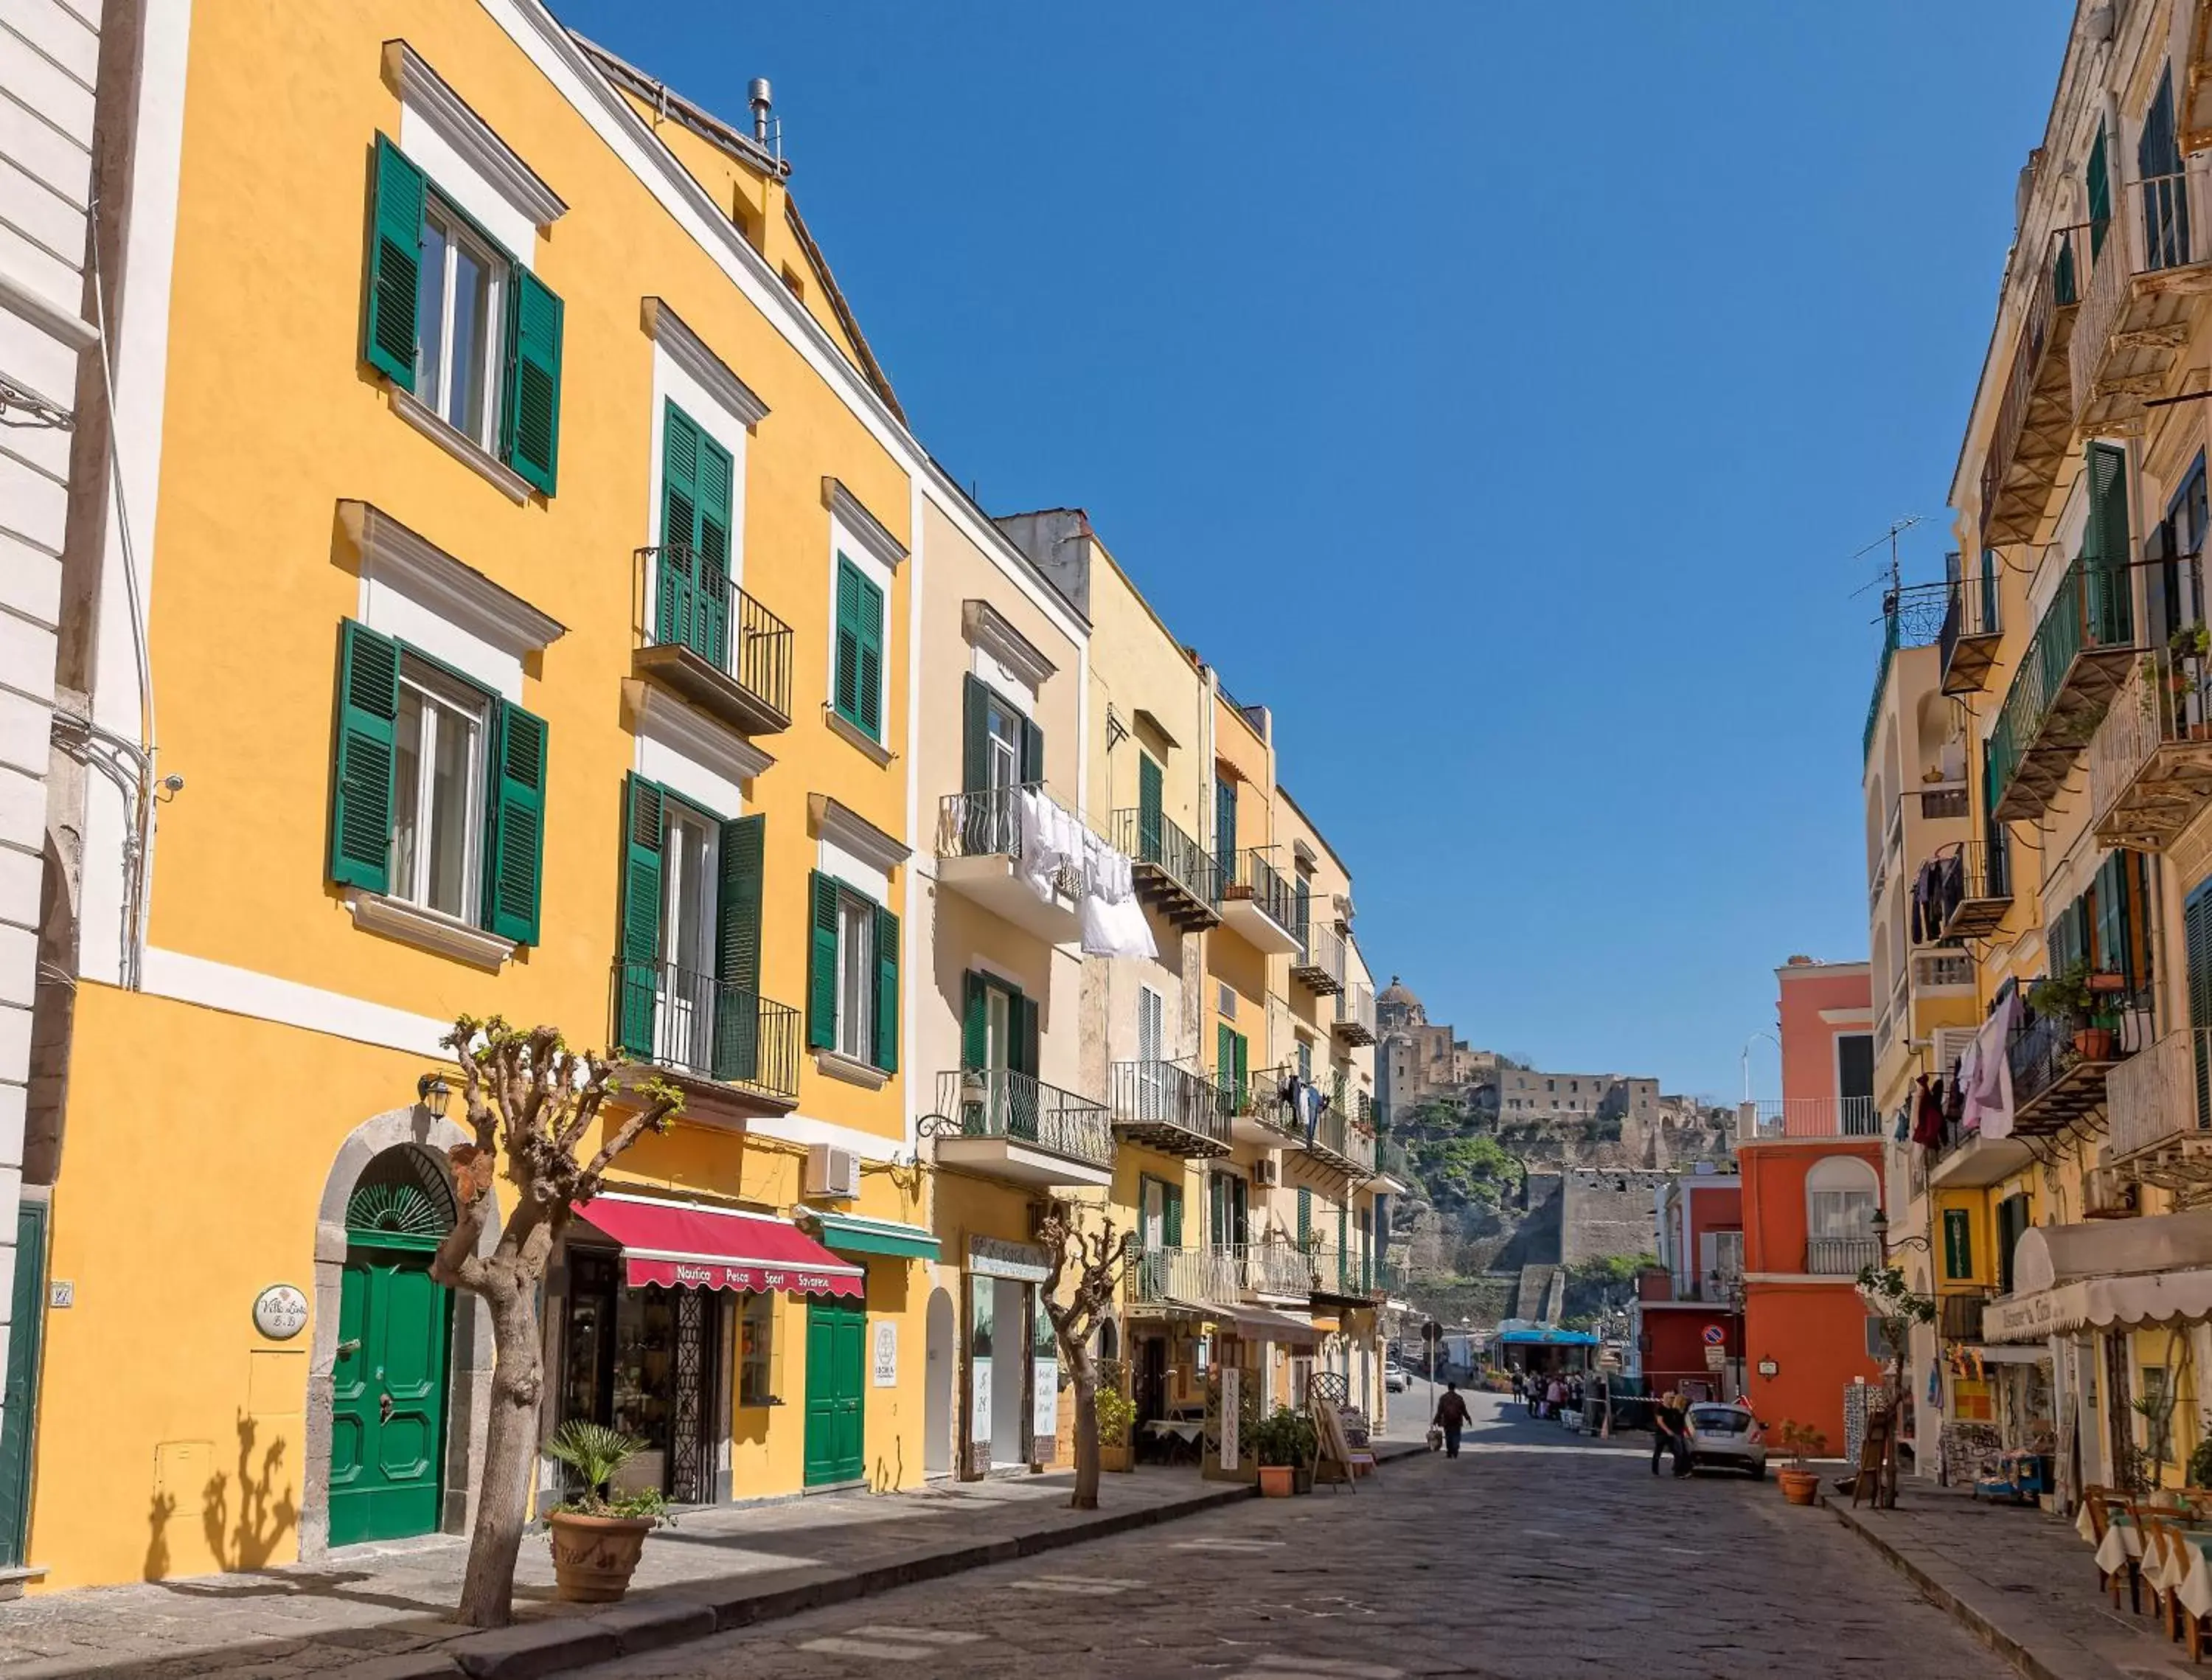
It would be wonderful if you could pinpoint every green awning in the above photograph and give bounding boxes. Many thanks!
[807,1212,940,1261]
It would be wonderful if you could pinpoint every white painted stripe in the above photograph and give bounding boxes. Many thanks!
[844,1628,985,1646]
[795,1636,937,1660]
[1241,1660,1403,1679]
[1011,1579,1128,1595]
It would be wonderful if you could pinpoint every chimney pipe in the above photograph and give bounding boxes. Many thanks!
[748,77,773,145]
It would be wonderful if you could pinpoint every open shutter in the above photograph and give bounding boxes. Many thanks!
[833,560,863,729]
[1020,715,1044,786]
[695,429,734,669]
[1014,991,1040,1079]
[1234,1032,1250,1111]
[962,973,987,1069]
[961,675,990,794]
[1162,1181,1183,1248]
[714,813,765,1082]
[2086,441,2131,569]
[330,621,400,893]
[501,268,563,496]
[658,405,701,650]
[1214,775,1237,886]
[617,775,664,1057]
[364,135,422,389]
[2088,117,2112,259]
[1208,1172,1226,1250]
[2093,853,2127,985]
[872,902,899,1072]
[1337,1201,1349,1287]
[482,700,547,944]
[807,870,839,1050]
[1296,1186,1312,1248]
[1137,754,1164,863]
[1217,1022,1236,1105]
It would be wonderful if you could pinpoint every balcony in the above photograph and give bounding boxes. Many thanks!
[2090,637,2212,854]
[1217,848,1301,956]
[1107,1058,1232,1159]
[1225,1063,1304,1148]
[631,546,793,737]
[1941,562,2006,697]
[1288,917,1346,997]
[608,959,801,1112]
[1865,583,1946,764]
[1739,1097,1882,1141]
[1374,1136,1413,1186]
[1980,225,2084,551]
[1913,949,1975,993]
[1239,1238,1314,1300]
[1301,1105,1377,1179]
[2070,176,2212,439]
[2107,1025,2212,1173]
[1919,785,1971,820]
[1333,982,1377,1046]
[1929,837,2012,939]
[1111,808,1220,932]
[1127,1244,1239,1308]
[928,1069,1114,1189]
[2007,1002,2135,1136]
[934,786,1084,943]
[1805,1236,1881,1277]
[1307,1245,1390,1304]
[1938,1290,1991,1341]
[1989,556,2136,822]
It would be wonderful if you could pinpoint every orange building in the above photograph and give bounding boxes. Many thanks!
[1739,957,1886,1450]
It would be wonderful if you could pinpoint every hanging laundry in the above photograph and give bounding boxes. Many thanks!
[1077,829,1156,959]
[1910,1075,1945,1149]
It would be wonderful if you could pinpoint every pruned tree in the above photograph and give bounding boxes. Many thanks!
[1035,1197,1128,1511]
[1857,1261,1936,1509]
[431,1016,682,1628]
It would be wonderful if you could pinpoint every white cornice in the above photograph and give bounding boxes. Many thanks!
[961,599,1057,690]
[626,679,775,784]
[339,500,566,655]
[348,891,517,970]
[642,297,769,429]
[824,478,907,571]
[810,793,910,872]
[386,40,567,229]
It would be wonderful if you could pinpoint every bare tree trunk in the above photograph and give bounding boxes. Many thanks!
[1067,1344,1100,1511]
[455,1277,542,1628]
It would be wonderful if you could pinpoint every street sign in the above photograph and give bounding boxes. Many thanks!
[1758,1357,1778,1378]
[1421,1320,1441,1341]
[1705,1347,1728,1371]
[1702,1325,1725,1347]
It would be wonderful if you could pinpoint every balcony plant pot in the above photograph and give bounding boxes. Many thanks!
[1778,1468,1820,1507]
[1099,1440,1134,1474]
[2074,1027,2115,1061]
[548,1511,655,1603]
[1258,1464,1296,1497]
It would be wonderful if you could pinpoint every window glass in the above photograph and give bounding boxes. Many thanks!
[390,656,484,919]
[416,200,504,448]
[985,695,1021,791]
[836,892,874,1061]
[1807,1190,1875,1239]
[737,1293,774,1406]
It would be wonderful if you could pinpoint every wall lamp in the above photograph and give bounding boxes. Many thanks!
[417,1072,452,1119]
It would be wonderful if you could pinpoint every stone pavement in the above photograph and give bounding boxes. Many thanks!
[1826,1474,2201,1680]
[0,1437,1425,1680]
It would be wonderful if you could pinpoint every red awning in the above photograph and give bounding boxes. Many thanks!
[577,1193,864,1299]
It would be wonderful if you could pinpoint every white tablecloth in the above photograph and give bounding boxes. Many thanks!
[2095,1516,2142,1577]
[2174,1534,2212,1620]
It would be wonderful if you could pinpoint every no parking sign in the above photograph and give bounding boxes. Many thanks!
[1702,1325,1726,1347]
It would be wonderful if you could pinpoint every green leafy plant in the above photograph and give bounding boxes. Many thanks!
[2191,1418,2212,1489]
[2028,962,2094,1021]
[1251,1405,1318,1468]
[1773,1419,1829,1470]
[1093,1386,1136,1449]
[543,1420,669,1521]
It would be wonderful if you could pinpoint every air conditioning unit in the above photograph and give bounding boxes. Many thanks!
[805,1144,860,1201]
[1253,1154,1281,1187]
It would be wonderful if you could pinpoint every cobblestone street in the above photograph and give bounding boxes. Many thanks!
[570,1395,2017,1680]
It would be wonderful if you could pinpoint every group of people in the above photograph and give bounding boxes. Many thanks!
[1510,1368,1583,1420]
[1646,1389,1694,1477]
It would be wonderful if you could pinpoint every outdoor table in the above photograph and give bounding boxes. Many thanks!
[2171,1531,2212,1621]
[1142,1419,1203,1464]
[2094,1510,2143,1577]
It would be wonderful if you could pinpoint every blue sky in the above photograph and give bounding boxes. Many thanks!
[561,1,2073,1101]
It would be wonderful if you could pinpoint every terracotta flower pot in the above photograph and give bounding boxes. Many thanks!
[2074,1027,2115,1061]
[1778,1469,1820,1507]
[1099,1440,1134,1474]
[1258,1464,1295,1498]
[548,1510,655,1603]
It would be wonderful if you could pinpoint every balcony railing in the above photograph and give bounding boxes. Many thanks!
[1375,1136,1413,1183]
[2008,999,2137,1134]
[1741,1097,1882,1140]
[1239,1238,1313,1298]
[1111,807,1220,930]
[1913,950,1975,992]
[1805,1236,1881,1277]
[1989,555,2136,822]
[934,785,1085,896]
[1920,785,1971,820]
[933,1068,1114,1170]
[2073,175,2206,437]
[2107,1024,2211,1162]
[1127,1244,1240,1307]
[633,545,793,735]
[1938,1291,1990,1341]
[1217,847,1301,954]
[1288,916,1346,996]
[1929,837,2011,940]
[609,959,801,1102]
[1303,1105,1377,1178]
[1334,983,1377,1044]
[1307,1245,1389,1301]
[2090,626,2212,854]
[1981,225,2084,551]
[1107,1058,1232,1157]
[1940,556,2006,695]
[1866,585,1947,764]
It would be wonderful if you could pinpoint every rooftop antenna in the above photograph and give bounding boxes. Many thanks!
[1845,515,1925,614]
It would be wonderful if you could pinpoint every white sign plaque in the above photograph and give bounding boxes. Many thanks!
[872,1320,897,1387]
[253,1284,309,1341]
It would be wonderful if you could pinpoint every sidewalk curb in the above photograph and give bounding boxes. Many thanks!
[1820,1494,2127,1680]
[341,1442,1427,1680]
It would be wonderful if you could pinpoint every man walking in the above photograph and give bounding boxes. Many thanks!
[1650,1389,1690,1477]
[1434,1381,1472,1459]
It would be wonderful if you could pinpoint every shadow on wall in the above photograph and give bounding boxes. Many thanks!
[204,1413,299,1572]
[870,1438,904,1495]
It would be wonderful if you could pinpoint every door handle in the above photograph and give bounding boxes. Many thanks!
[380,1393,394,1423]
[335,1339,361,1358]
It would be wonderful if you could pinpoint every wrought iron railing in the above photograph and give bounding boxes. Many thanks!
[1805,1236,1881,1277]
[1222,847,1298,929]
[1107,1058,1231,1148]
[1376,1137,1413,1182]
[1235,1063,1305,1136]
[1308,1245,1388,1299]
[1304,1105,1377,1176]
[1989,555,2135,811]
[2090,622,2212,839]
[1919,786,1970,820]
[933,785,1085,898]
[933,1069,1113,1169]
[1290,916,1346,990]
[1981,223,2084,548]
[2007,1000,2134,1115]
[2107,1024,2210,1161]
[1928,837,2011,938]
[1238,1238,1312,1297]
[1940,558,2005,677]
[2073,174,2201,420]
[609,959,801,1100]
[636,544,793,723]
[1335,983,1376,1039]
[1866,585,1948,764]
[1112,806,1220,908]
[1127,1244,1240,1306]
[1938,1291,1989,1341]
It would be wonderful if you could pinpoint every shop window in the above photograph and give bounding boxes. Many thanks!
[738,1291,775,1407]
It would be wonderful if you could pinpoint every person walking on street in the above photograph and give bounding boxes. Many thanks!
[1650,1389,1691,1477]
[1545,1375,1565,1420]
[1434,1381,1472,1459]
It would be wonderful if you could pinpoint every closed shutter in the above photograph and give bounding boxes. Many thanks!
[2088,117,2112,258]
[1941,1207,1973,1282]
[872,902,899,1072]
[714,813,764,1082]
[695,427,734,668]
[658,405,701,650]
[961,673,990,794]
[806,870,839,1050]
[330,621,400,894]
[364,135,422,389]
[2185,881,2212,1128]
[1161,1180,1183,1248]
[1338,1202,1350,1291]
[2093,853,2127,985]
[856,572,885,740]
[501,269,563,495]
[1020,715,1044,785]
[1208,1171,1226,1250]
[481,700,547,944]
[962,973,987,1069]
[1295,875,1311,945]
[1234,1031,1249,1111]
[2086,440,2131,566]
[1214,775,1237,886]
[1137,754,1163,862]
[1297,1187,1311,1247]
[1217,1021,1236,1105]
[834,559,885,739]
[617,776,665,1057]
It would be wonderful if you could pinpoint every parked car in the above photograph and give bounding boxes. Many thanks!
[1385,1365,1408,1393]
[1683,1403,1765,1477]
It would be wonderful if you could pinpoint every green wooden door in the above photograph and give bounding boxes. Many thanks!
[0,1199,46,1566]
[329,1246,450,1545]
[803,1294,867,1487]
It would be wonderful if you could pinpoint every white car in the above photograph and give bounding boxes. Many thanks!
[1683,1403,1766,1477]
[1384,1366,1409,1393]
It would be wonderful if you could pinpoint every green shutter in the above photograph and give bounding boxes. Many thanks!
[2088,117,2112,259]
[872,902,899,1072]
[714,813,765,1082]
[1137,754,1163,862]
[961,973,987,1069]
[1214,775,1237,888]
[1296,1187,1312,1246]
[2085,441,2130,569]
[481,701,546,944]
[2093,853,2126,984]
[1217,1022,1235,1105]
[961,674,990,794]
[695,427,734,667]
[807,870,839,1050]
[330,621,400,894]
[1233,1031,1249,1111]
[617,775,664,1057]
[1337,1201,1349,1285]
[833,558,884,740]
[1020,715,1044,785]
[364,135,422,389]
[1013,990,1039,1078]
[2185,881,2212,1130]
[501,268,563,495]
[1941,1208,1973,1281]
[658,404,701,650]
[1162,1181,1183,1248]
[856,571,885,739]
[1208,1172,1227,1250]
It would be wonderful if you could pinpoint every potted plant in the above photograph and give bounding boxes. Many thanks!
[2028,965,2107,1056]
[1772,1420,1827,1506]
[1252,1405,1316,1496]
[542,1421,669,1603]
[1096,1386,1137,1474]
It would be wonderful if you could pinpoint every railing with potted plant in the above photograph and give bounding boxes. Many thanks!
[2006,966,2138,1120]
[1987,552,2135,820]
[1303,1103,1377,1176]
[933,784,1086,898]
[633,544,794,731]
[2107,1024,2212,1162]
[932,1067,1114,1170]
[1221,846,1298,928]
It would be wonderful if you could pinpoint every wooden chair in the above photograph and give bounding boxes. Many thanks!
[2129,1500,2199,1621]
[2143,1514,2185,1641]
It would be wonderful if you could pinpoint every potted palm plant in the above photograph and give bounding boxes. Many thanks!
[1774,1420,1827,1506]
[542,1421,669,1603]
[1252,1405,1316,1496]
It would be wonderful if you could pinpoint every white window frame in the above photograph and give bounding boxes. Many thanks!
[390,653,489,922]
[418,193,507,452]
[833,886,877,1063]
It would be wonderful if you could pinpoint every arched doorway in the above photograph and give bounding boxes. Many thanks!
[924,1285,956,1478]
[330,1145,456,1547]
